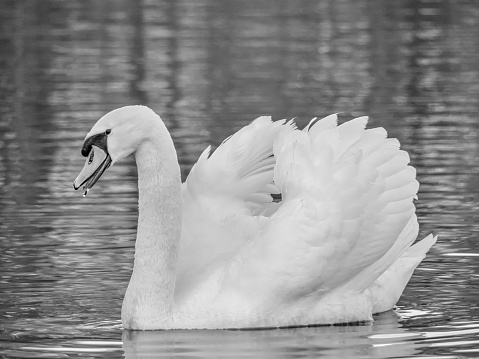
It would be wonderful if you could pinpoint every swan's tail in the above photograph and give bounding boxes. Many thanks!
[341,212,437,313]
[405,233,437,258]
[368,234,437,314]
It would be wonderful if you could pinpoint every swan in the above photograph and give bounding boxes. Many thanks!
[73,105,436,330]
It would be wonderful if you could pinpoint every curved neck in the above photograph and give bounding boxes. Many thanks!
[122,119,182,330]
[135,137,182,269]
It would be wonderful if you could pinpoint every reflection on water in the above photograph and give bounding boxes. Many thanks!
[121,312,419,358]
[1,0,479,358]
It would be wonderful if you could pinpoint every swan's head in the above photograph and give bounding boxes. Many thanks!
[73,105,158,196]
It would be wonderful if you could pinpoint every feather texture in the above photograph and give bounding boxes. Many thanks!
[177,117,295,296]
[177,114,435,327]
[78,106,435,329]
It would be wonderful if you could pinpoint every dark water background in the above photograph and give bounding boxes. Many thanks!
[1,0,479,358]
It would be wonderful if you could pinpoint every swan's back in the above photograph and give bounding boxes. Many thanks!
[176,114,435,328]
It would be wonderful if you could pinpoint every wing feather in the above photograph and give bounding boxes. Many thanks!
[177,116,295,296]
[223,115,420,303]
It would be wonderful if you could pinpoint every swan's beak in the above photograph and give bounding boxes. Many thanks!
[73,145,112,196]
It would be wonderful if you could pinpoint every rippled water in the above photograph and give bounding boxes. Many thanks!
[1,1,479,358]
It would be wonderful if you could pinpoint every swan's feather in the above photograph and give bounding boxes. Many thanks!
[179,114,434,326]
[178,116,295,294]
[81,106,435,329]
[220,115,422,309]
[368,233,437,313]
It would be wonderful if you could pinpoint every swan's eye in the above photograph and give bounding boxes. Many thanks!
[105,129,111,135]
[88,150,94,164]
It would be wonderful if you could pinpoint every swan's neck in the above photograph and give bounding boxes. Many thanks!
[121,121,182,330]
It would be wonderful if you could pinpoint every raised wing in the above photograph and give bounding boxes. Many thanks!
[223,115,421,304]
[177,117,295,295]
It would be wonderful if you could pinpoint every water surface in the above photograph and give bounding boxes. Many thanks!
[1,1,479,358]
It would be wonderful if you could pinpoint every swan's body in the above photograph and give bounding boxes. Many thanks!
[73,106,436,330]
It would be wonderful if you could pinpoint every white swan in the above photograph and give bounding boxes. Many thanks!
[73,105,436,330]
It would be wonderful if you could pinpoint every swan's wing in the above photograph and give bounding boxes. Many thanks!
[224,115,421,301]
[177,117,295,291]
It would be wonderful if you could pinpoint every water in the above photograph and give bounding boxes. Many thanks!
[1,0,479,357]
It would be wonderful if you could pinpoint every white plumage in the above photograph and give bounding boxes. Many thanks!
[74,106,436,330]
